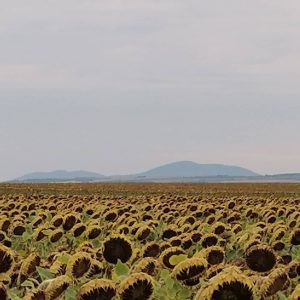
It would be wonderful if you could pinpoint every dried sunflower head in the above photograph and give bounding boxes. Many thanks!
[160,247,185,269]
[260,268,289,298]
[67,252,92,279]
[171,257,207,286]
[245,244,276,273]
[195,266,254,300]
[103,235,133,264]
[0,245,14,275]
[119,272,154,300]
[76,279,116,300]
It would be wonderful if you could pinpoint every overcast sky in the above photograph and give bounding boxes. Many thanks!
[1,0,300,181]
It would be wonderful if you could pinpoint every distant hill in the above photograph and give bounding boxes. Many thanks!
[134,161,259,178]
[10,161,300,183]
[14,170,105,182]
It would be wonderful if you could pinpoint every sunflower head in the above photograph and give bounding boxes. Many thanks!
[0,284,7,300]
[160,247,185,269]
[195,266,254,300]
[0,245,14,275]
[103,235,133,264]
[119,272,154,300]
[197,246,225,266]
[67,252,92,279]
[77,279,116,300]
[245,244,276,273]
[171,257,207,286]
[201,233,219,248]
[43,275,71,300]
[142,242,160,258]
[260,268,289,298]
[132,257,158,276]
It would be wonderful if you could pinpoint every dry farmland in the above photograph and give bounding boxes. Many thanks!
[0,183,300,299]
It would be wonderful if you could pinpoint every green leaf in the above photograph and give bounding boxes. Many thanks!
[160,269,170,281]
[64,287,77,300]
[21,279,35,288]
[115,259,129,277]
[177,287,191,299]
[112,259,130,281]
[169,254,188,266]
[36,267,54,281]
[165,277,174,289]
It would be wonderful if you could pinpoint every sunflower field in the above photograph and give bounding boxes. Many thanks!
[0,183,300,299]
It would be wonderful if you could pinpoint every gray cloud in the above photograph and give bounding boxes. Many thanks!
[1,0,300,180]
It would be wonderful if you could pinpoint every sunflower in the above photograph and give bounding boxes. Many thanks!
[88,260,105,278]
[103,235,133,264]
[136,226,152,241]
[19,253,40,283]
[160,247,185,269]
[245,245,276,273]
[171,257,207,286]
[195,266,254,300]
[0,283,7,300]
[67,252,92,279]
[259,268,289,298]
[23,289,46,300]
[87,225,101,240]
[291,283,300,300]
[49,229,64,243]
[197,246,225,266]
[63,214,77,231]
[132,257,158,276]
[119,272,154,300]
[77,279,116,300]
[287,261,300,279]
[201,233,219,248]
[0,245,14,275]
[141,242,160,258]
[291,229,300,246]
[72,223,87,238]
[43,275,71,300]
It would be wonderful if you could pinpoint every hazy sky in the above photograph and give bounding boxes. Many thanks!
[1,0,300,181]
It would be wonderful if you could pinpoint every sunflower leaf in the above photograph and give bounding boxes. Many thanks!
[36,266,54,281]
[169,254,188,266]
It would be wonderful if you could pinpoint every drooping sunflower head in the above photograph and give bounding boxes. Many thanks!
[103,235,133,264]
[197,246,225,266]
[160,247,185,269]
[63,213,77,231]
[260,268,289,298]
[201,233,219,248]
[171,257,207,286]
[291,229,300,246]
[291,283,300,300]
[195,266,254,300]
[245,244,276,273]
[0,283,7,300]
[23,289,46,300]
[0,245,14,275]
[119,272,154,300]
[67,252,92,279]
[142,242,160,258]
[43,275,71,300]
[72,223,86,238]
[49,229,64,243]
[86,225,101,240]
[77,279,116,300]
[132,257,158,276]
[135,225,153,241]
[19,253,40,282]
